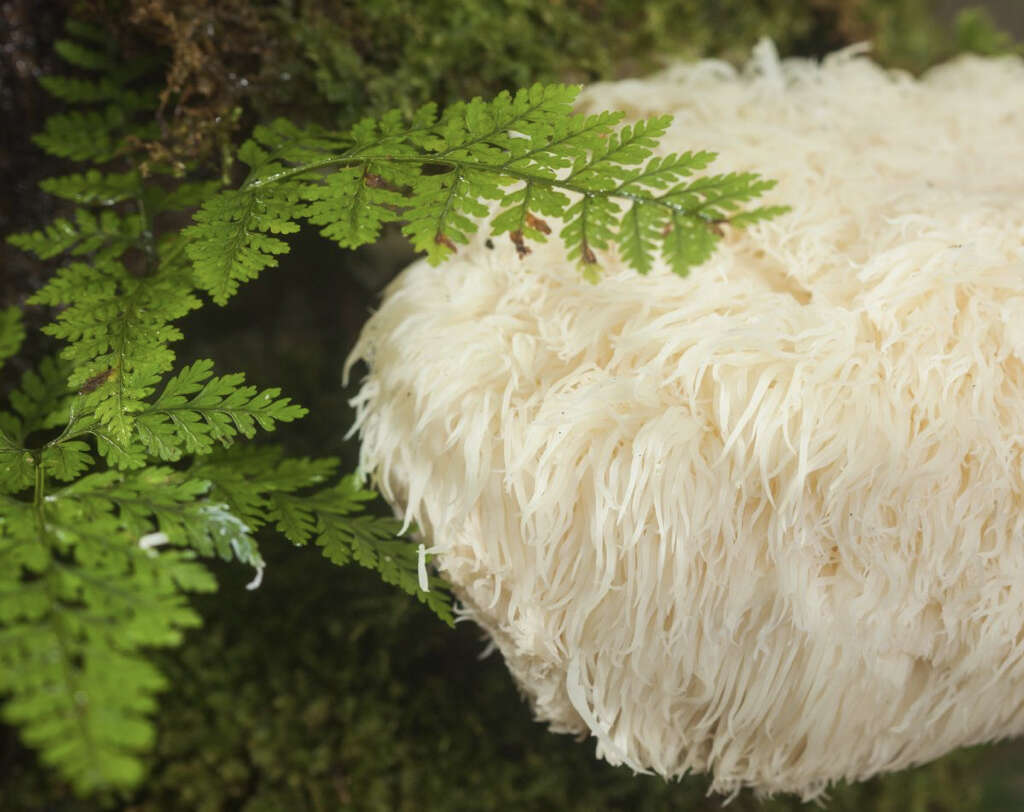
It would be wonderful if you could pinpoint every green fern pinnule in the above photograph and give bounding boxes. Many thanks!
[132,359,308,460]
[0,307,25,370]
[184,187,302,305]
[39,170,140,205]
[28,257,202,448]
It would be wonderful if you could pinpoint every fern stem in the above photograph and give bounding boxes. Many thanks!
[132,170,158,276]
[245,153,726,225]
[434,169,464,242]
[516,183,533,232]
[33,453,45,509]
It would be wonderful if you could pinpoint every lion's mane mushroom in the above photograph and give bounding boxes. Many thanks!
[346,42,1024,798]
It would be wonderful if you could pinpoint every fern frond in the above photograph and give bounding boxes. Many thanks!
[8,208,142,260]
[184,186,303,305]
[38,75,119,103]
[431,84,580,164]
[187,82,787,291]
[59,467,263,574]
[240,118,344,182]
[156,180,223,213]
[616,150,717,192]
[8,19,214,450]
[302,164,407,250]
[666,171,778,218]
[38,78,156,114]
[132,359,307,460]
[29,14,157,172]
[0,356,75,494]
[0,631,168,793]
[0,444,32,495]
[188,448,335,543]
[184,502,263,572]
[53,38,114,72]
[0,306,25,370]
[660,211,717,279]
[33,108,124,162]
[187,446,285,530]
[39,170,140,206]
[41,440,94,482]
[561,195,620,281]
[1,20,350,796]
[0,355,75,443]
[402,169,495,261]
[58,468,207,538]
[261,457,345,541]
[298,476,454,625]
[29,255,201,447]
[0,466,219,794]
[617,201,667,276]
[727,204,792,228]
[566,115,673,190]
[62,19,108,44]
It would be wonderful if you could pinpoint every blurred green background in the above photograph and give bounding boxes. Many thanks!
[1,1,1022,809]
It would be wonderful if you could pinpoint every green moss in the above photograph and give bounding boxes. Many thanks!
[262,1,1021,134]
[265,0,876,129]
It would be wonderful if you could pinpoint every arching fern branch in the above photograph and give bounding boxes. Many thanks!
[186,83,789,299]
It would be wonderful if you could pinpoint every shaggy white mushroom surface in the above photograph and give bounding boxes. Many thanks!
[346,42,1024,798]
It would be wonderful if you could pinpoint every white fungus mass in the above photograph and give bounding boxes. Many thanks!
[346,41,1024,798]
